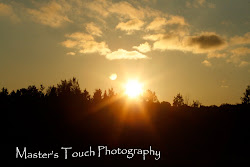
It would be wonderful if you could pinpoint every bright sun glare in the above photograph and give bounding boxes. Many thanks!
[125,80,143,98]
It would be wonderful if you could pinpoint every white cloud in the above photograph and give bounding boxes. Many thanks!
[106,49,148,60]
[62,32,110,56]
[109,1,145,19]
[166,15,188,26]
[86,22,102,37]
[61,40,78,48]
[202,60,212,67]
[143,34,163,41]
[146,17,167,30]
[133,42,151,53]
[146,15,188,31]
[153,34,182,51]
[26,1,72,28]
[79,41,110,55]
[116,19,144,33]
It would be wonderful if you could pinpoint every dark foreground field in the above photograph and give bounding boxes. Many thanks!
[3,80,249,166]
[6,99,250,166]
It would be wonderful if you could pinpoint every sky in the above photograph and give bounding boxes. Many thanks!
[0,0,249,105]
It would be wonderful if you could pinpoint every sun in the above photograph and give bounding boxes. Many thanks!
[125,80,143,98]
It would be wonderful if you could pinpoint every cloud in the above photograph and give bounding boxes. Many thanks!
[151,32,227,54]
[166,15,188,26]
[26,1,72,28]
[184,32,227,53]
[106,49,148,60]
[85,0,161,21]
[207,52,227,59]
[230,32,250,45]
[116,19,144,33]
[186,0,215,8]
[85,0,165,20]
[153,33,183,51]
[61,40,78,48]
[62,32,110,56]
[146,17,167,30]
[79,41,110,55]
[146,16,188,31]
[202,60,212,67]
[133,42,151,53]
[109,1,145,19]
[143,34,163,41]
[65,32,94,41]
[239,61,250,67]
[227,47,250,66]
[85,0,110,17]
[0,3,20,22]
[149,29,188,51]
[86,22,102,37]
[230,47,250,56]
[66,52,76,56]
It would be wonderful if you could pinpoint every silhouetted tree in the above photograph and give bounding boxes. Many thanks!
[0,87,8,96]
[39,84,45,97]
[241,85,250,104]
[93,89,102,103]
[82,89,91,102]
[46,86,57,97]
[173,93,184,107]
[10,90,16,97]
[57,77,82,97]
[191,100,202,108]
[0,87,9,101]
[161,101,171,107]
[103,90,108,100]
[142,89,158,103]
[0,87,9,105]
[18,85,40,98]
[108,88,115,98]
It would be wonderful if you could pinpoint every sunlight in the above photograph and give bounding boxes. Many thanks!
[125,80,143,98]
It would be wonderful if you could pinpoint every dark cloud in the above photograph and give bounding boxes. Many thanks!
[187,33,226,50]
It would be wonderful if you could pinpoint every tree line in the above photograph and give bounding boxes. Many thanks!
[1,77,249,108]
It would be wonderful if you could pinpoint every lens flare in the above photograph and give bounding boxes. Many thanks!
[109,73,117,80]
